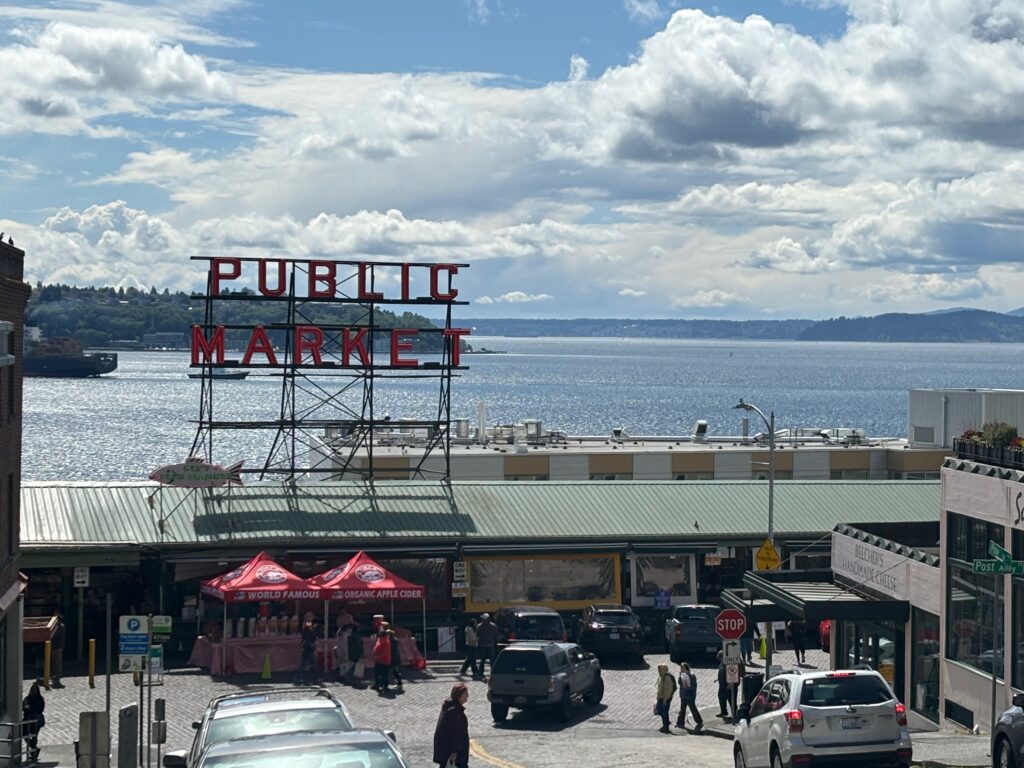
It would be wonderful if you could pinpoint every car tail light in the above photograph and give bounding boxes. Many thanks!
[562,632,568,641]
[826,671,855,677]
[507,632,516,641]
[896,747,913,765]
[895,702,907,726]
[674,627,681,639]
[791,757,812,767]
[547,679,555,693]
[784,710,804,734]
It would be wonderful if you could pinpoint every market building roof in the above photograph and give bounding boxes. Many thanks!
[22,480,939,555]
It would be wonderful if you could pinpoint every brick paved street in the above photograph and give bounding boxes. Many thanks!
[26,647,829,767]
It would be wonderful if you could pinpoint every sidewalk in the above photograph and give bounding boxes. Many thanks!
[694,707,990,768]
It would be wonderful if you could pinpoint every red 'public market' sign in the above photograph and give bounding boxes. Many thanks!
[715,608,747,640]
[190,258,471,370]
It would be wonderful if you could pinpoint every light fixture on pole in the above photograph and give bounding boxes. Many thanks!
[734,398,777,673]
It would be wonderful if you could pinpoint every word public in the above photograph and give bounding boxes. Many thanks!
[191,258,471,369]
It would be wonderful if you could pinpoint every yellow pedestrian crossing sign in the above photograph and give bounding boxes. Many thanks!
[755,539,782,571]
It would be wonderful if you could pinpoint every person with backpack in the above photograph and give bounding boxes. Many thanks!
[654,663,676,733]
[675,662,704,732]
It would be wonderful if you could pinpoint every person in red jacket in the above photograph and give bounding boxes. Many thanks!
[373,627,392,693]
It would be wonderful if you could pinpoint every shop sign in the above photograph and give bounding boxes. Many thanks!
[704,554,723,567]
[830,534,909,600]
[451,581,469,598]
[73,566,89,588]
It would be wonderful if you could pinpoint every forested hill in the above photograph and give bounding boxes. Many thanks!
[25,284,445,348]
[796,310,1024,342]
[464,317,815,339]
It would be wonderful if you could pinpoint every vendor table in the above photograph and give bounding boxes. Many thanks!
[189,635,420,676]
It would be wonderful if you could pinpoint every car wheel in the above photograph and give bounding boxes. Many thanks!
[558,690,573,722]
[733,746,747,768]
[583,675,604,705]
[770,745,786,768]
[997,737,1017,768]
[490,703,509,723]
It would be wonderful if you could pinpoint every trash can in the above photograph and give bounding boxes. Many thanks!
[742,672,764,704]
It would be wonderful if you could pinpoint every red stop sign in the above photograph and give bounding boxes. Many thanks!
[715,608,747,640]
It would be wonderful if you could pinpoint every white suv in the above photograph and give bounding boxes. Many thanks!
[732,669,912,768]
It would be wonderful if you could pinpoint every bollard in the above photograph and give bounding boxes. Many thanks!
[43,640,52,690]
[89,638,96,688]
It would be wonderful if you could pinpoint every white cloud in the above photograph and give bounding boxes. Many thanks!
[569,54,589,82]
[624,0,666,23]
[466,0,490,24]
[477,291,554,304]
[673,289,746,308]
[618,288,646,297]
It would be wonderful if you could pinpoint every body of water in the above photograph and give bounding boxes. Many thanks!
[25,337,1024,481]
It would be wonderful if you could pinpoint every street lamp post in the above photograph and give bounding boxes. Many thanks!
[734,398,776,673]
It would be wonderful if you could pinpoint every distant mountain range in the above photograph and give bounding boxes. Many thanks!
[466,309,1024,343]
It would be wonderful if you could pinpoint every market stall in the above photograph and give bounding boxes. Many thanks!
[190,551,320,675]
[310,551,426,668]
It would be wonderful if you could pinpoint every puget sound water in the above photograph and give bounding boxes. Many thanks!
[24,336,1024,481]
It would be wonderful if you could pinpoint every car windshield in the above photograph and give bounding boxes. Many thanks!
[514,615,563,637]
[592,612,634,626]
[493,651,550,675]
[207,709,353,747]
[674,607,714,621]
[799,676,893,707]
[202,742,402,768]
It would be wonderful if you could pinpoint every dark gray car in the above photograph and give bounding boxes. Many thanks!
[194,729,409,768]
[487,641,603,723]
[992,691,1024,768]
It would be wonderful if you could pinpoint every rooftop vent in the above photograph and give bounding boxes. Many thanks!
[692,420,709,442]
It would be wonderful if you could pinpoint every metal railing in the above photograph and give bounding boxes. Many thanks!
[0,720,35,767]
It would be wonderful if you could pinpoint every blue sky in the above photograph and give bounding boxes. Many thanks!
[1,0,1023,319]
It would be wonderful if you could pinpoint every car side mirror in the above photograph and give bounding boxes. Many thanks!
[737,703,751,723]
[1014,692,1024,709]
[385,730,397,742]
[163,752,187,768]
[190,722,201,730]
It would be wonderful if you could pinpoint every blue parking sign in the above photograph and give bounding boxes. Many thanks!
[654,589,671,609]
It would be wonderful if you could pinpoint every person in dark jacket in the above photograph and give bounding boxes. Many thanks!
[51,616,66,688]
[716,651,733,720]
[296,614,319,685]
[740,620,760,664]
[386,625,403,691]
[788,618,807,664]
[675,662,704,732]
[475,613,499,677]
[432,683,470,768]
[22,683,45,761]
[346,625,365,688]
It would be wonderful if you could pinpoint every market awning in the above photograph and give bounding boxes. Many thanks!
[741,570,909,623]
[309,551,425,600]
[200,551,318,602]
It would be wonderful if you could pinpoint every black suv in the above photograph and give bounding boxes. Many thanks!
[577,604,643,661]
[494,606,567,644]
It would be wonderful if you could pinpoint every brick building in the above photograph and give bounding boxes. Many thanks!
[0,239,30,722]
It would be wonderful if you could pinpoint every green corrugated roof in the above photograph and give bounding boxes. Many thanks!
[21,480,939,551]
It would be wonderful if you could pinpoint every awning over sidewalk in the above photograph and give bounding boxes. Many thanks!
[735,570,910,624]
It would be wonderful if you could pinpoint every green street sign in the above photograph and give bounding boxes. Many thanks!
[989,540,1013,563]
[973,559,1024,575]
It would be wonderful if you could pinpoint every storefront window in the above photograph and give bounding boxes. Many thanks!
[911,608,939,722]
[635,555,691,597]
[468,555,618,609]
[946,564,1004,674]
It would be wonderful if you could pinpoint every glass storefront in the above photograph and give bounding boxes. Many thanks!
[840,619,902,695]
[945,512,1005,675]
[1012,531,1024,689]
[911,608,939,722]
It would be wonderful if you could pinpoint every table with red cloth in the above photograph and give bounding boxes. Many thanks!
[189,635,420,676]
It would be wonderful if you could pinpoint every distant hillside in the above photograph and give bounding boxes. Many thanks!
[797,310,1024,342]
[465,317,815,340]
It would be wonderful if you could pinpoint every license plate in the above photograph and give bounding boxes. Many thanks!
[705,646,717,653]
[515,696,527,704]
[609,632,619,640]
[841,718,862,730]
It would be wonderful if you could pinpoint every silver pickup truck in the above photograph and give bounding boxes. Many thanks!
[487,642,604,723]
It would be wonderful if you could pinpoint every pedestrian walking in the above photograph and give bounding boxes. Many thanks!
[347,624,366,688]
[459,619,479,677]
[654,663,676,733]
[740,619,759,664]
[716,651,735,720]
[297,613,319,684]
[22,683,45,762]
[373,627,392,692]
[675,662,704,732]
[335,623,352,682]
[385,624,403,691]
[432,683,470,768]
[50,615,65,688]
[475,613,499,678]
[788,618,807,664]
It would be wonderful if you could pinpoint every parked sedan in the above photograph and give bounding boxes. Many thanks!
[194,730,409,768]
[991,691,1024,768]
[577,604,643,661]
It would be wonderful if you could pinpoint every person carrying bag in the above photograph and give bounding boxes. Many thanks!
[676,662,704,732]
[433,683,470,768]
[654,663,676,733]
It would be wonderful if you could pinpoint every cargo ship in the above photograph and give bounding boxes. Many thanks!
[23,337,118,378]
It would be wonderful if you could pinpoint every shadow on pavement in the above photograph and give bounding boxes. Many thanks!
[490,703,608,732]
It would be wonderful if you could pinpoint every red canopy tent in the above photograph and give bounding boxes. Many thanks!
[310,551,427,666]
[200,551,318,674]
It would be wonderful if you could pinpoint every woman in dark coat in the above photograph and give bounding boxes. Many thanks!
[432,683,469,768]
[22,682,45,762]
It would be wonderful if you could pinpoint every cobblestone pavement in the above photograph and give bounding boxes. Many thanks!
[25,647,841,767]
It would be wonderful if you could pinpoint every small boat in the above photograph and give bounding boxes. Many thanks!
[188,368,249,380]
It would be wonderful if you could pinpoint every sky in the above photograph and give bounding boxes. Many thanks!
[1,0,1023,320]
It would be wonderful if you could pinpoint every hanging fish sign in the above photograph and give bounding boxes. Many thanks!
[149,457,244,488]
